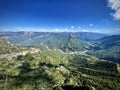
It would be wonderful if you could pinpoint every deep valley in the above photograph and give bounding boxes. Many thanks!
[0,32,120,90]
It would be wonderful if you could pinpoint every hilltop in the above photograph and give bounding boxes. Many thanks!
[0,38,19,54]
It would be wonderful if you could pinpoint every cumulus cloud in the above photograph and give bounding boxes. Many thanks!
[64,28,68,32]
[89,24,93,27]
[71,26,74,29]
[78,26,82,29]
[55,28,59,32]
[108,0,120,20]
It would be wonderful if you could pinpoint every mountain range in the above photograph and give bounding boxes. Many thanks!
[0,32,119,63]
[0,32,120,90]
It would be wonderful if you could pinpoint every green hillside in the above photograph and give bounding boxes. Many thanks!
[0,38,20,54]
[87,35,120,63]
[0,32,120,90]
[0,49,120,90]
[6,32,89,52]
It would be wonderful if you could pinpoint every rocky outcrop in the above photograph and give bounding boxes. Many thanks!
[0,48,40,60]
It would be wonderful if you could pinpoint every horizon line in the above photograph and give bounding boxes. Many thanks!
[0,31,119,35]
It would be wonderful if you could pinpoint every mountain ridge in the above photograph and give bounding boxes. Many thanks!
[0,35,120,90]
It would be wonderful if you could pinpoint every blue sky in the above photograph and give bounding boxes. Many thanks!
[0,0,120,34]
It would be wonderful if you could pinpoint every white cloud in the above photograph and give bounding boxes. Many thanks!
[78,26,82,29]
[55,28,59,32]
[108,0,120,20]
[71,26,74,29]
[89,24,93,27]
[64,28,68,32]
[113,9,120,20]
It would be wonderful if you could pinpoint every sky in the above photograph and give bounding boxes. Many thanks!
[0,0,120,34]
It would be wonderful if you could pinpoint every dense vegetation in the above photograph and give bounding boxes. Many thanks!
[0,39,20,54]
[0,49,120,90]
[1,32,119,63]
[0,32,120,90]
[0,32,106,51]
[87,35,120,63]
